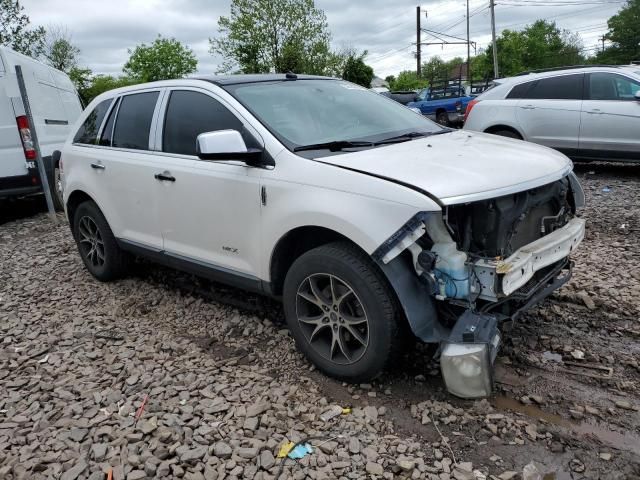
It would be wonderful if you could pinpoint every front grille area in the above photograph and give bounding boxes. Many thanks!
[446,178,572,258]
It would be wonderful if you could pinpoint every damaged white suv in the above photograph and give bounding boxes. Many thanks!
[60,74,585,398]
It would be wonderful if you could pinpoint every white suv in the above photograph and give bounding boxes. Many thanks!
[60,74,586,398]
[464,66,640,162]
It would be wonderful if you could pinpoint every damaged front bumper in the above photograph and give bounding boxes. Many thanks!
[473,217,585,301]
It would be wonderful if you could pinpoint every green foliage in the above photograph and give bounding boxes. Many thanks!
[211,0,335,75]
[43,26,80,73]
[595,0,640,64]
[124,35,198,82]
[0,0,45,57]
[384,75,396,89]
[341,52,374,87]
[80,75,136,105]
[474,20,584,77]
[392,71,428,91]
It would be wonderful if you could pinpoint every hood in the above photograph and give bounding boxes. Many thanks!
[314,130,572,205]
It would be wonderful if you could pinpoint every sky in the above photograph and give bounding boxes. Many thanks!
[20,0,625,79]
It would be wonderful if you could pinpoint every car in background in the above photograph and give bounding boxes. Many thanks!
[464,65,640,162]
[0,47,83,208]
[60,74,585,398]
[407,85,474,126]
[379,90,419,105]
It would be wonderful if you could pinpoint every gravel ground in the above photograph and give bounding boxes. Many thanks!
[1,162,639,480]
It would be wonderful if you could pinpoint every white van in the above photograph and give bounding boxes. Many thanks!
[0,46,83,208]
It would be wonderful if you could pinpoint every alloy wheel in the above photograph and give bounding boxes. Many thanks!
[77,216,105,268]
[295,273,369,365]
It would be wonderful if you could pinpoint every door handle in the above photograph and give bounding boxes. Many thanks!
[90,163,105,170]
[587,109,602,114]
[520,105,535,110]
[154,172,176,182]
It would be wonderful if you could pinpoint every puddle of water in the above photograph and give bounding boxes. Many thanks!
[492,396,640,456]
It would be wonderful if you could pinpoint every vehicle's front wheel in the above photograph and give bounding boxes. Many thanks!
[72,201,128,281]
[283,242,400,382]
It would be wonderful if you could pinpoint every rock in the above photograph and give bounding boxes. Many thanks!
[180,446,207,462]
[243,416,259,431]
[61,460,87,480]
[525,424,538,440]
[348,437,360,454]
[615,400,633,410]
[236,447,259,459]
[599,452,612,461]
[397,459,415,471]
[139,419,157,434]
[127,471,146,480]
[550,441,564,453]
[213,442,232,459]
[498,472,518,480]
[522,462,543,480]
[246,402,270,418]
[69,427,88,442]
[259,449,275,470]
[366,462,384,476]
[91,443,108,461]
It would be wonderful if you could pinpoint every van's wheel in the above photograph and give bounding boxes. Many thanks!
[51,166,64,212]
[490,129,522,140]
[436,110,450,126]
[283,242,400,382]
[72,201,128,281]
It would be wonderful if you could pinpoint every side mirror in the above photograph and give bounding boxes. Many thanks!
[197,130,268,167]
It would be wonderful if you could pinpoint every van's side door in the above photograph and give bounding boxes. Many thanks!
[579,72,640,159]
[513,74,584,152]
[153,88,264,287]
[80,89,165,250]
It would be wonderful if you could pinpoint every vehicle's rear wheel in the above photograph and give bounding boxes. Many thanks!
[436,110,450,126]
[490,129,522,140]
[283,242,400,382]
[72,201,128,281]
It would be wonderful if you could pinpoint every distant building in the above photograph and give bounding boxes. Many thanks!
[370,76,389,88]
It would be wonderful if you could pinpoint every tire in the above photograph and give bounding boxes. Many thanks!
[51,167,64,212]
[491,129,522,140]
[436,110,450,126]
[72,201,128,281]
[283,241,400,382]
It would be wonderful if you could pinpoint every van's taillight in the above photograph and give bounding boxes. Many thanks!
[16,115,36,160]
[464,99,479,123]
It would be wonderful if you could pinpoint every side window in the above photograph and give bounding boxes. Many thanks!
[98,98,119,146]
[73,98,113,144]
[163,90,243,156]
[589,73,640,100]
[524,74,583,100]
[112,92,159,150]
[506,81,533,99]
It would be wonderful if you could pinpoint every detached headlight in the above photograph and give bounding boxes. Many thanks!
[440,312,501,399]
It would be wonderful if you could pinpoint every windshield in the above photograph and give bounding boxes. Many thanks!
[224,79,442,154]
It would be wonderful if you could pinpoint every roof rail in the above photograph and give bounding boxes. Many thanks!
[515,65,619,76]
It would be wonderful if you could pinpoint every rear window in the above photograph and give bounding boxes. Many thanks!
[112,92,159,150]
[507,74,583,100]
[73,99,113,144]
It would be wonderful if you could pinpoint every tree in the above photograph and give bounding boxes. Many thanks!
[0,0,45,57]
[392,71,428,91]
[384,75,396,89]
[341,51,374,87]
[124,36,197,82]
[42,25,80,73]
[211,0,335,74]
[596,0,640,64]
[474,20,584,77]
[421,56,447,84]
[80,75,136,104]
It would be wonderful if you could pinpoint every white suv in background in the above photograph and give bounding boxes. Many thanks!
[464,66,640,162]
[60,74,585,398]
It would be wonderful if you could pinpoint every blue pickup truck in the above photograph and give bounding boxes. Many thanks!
[406,87,474,126]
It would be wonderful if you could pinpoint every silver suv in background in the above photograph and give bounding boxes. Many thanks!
[464,66,640,162]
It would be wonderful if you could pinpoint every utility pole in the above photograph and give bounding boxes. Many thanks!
[466,0,471,82]
[490,0,499,78]
[600,35,606,53]
[416,6,422,76]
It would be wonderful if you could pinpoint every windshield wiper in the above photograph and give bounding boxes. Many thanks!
[374,129,451,145]
[293,140,374,152]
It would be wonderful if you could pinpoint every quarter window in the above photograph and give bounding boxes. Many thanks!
[162,90,243,156]
[73,98,113,144]
[589,73,640,100]
[98,98,119,146]
[112,92,159,150]
[508,74,583,100]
